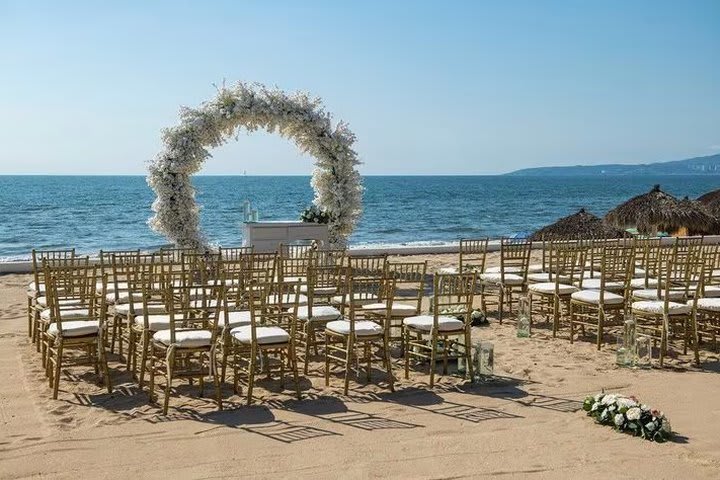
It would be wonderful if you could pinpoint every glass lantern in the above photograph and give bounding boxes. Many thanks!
[473,341,494,380]
[636,335,652,369]
[616,335,627,367]
[517,296,531,338]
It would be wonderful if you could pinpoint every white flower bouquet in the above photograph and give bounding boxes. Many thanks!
[583,392,672,442]
[439,306,488,326]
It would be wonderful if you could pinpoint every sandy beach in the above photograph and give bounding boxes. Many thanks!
[0,252,718,479]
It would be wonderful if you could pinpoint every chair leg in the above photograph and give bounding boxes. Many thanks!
[383,335,394,392]
[148,349,156,403]
[52,342,63,400]
[99,338,112,394]
[27,297,33,338]
[464,329,473,381]
[290,345,301,400]
[163,350,174,415]
[139,332,149,389]
[596,309,604,350]
[343,337,353,396]
[498,289,504,324]
[552,296,560,337]
[304,322,311,375]
[365,343,371,382]
[429,331,437,387]
[403,327,410,380]
[569,303,575,343]
[247,346,256,406]
[324,334,330,387]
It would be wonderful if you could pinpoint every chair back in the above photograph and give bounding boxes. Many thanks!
[44,263,100,333]
[31,248,76,294]
[386,261,426,315]
[245,280,299,345]
[432,273,476,326]
[182,252,222,286]
[548,244,584,286]
[241,252,277,287]
[346,274,395,335]
[164,273,222,345]
[278,246,313,283]
[500,238,531,281]
[348,254,387,278]
[159,246,198,263]
[219,246,254,261]
[459,238,488,273]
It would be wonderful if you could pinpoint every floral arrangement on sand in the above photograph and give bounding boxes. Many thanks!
[300,205,331,224]
[439,305,488,326]
[147,81,363,248]
[583,392,672,442]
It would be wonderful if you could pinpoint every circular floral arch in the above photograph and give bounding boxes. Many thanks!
[147,82,363,248]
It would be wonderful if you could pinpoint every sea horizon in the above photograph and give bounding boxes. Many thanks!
[2,174,719,261]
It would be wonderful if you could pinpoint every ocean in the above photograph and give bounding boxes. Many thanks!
[1,175,718,260]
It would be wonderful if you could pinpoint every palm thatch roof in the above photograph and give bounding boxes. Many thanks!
[605,185,718,235]
[697,188,720,215]
[530,208,630,241]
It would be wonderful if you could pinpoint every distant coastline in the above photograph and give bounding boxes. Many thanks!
[505,153,720,176]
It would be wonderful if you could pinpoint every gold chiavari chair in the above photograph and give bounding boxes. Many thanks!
[325,273,395,395]
[480,238,531,323]
[27,248,75,338]
[230,280,302,405]
[629,240,661,290]
[278,244,313,285]
[148,273,223,415]
[363,261,427,343]
[403,272,476,387]
[296,263,343,374]
[34,256,89,353]
[689,254,720,352]
[528,245,584,336]
[455,238,489,274]
[632,247,701,366]
[101,250,142,353]
[43,264,111,399]
[312,247,347,268]
[570,244,635,349]
[126,263,177,387]
[159,246,198,263]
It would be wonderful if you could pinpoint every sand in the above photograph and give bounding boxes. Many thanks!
[1,252,719,479]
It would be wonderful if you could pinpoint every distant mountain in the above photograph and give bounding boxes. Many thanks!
[505,153,720,176]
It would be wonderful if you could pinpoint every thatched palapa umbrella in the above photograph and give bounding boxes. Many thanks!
[530,208,630,241]
[605,185,718,235]
[697,188,720,216]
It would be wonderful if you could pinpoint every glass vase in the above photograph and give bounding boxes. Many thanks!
[635,335,652,369]
[474,341,494,378]
[616,335,626,367]
[517,296,531,338]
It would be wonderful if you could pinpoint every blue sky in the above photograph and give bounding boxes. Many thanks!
[0,0,718,175]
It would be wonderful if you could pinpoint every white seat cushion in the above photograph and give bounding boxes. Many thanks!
[702,286,720,298]
[528,282,578,295]
[27,281,46,295]
[330,293,378,306]
[217,310,252,328]
[480,273,524,286]
[35,297,83,308]
[437,267,458,274]
[326,319,383,336]
[47,320,100,337]
[570,290,625,305]
[268,294,308,306]
[296,305,341,322]
[630,277,659,289]
[114,302,166,316]
[402,315,465,332]
[40,308,91,321]
[231,325,290,345]
[692,298,720,312]
[282,276,306,283]
[527,263,544,273]
[632,300,690,316]
[484,266,523,274]
[96,281,128,294]
[582,271,601,279]
[634,268,646,278]
[527,272,551,283]
[105,291,143,304]
[362,302,418,316]
[632,289,685,301]
[575,279,624,290]
[134,314,172,331]
[153,329,212,348]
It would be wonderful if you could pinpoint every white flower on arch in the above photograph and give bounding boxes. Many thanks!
[147,82,363,248]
